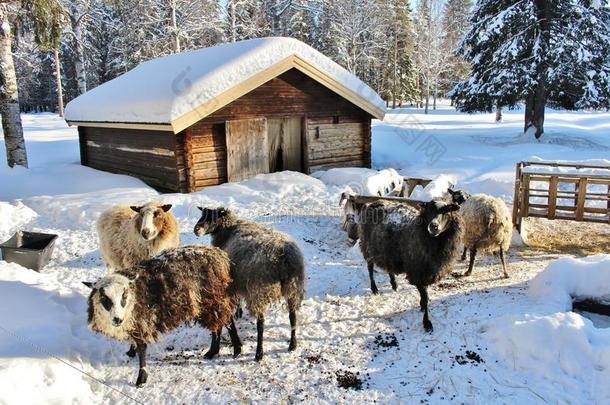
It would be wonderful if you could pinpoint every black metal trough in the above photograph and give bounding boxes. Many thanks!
[0,230,58,271]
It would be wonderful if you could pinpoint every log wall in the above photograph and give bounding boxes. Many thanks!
[79,127,181,191]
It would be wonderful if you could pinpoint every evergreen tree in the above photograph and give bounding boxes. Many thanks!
[451,0,610,138]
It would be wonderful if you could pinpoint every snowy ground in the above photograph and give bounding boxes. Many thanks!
[1,104,610,404]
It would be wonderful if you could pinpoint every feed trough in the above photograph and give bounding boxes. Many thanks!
[0,230,58,271]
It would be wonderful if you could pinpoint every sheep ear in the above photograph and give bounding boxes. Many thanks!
[161,204,172,212]
[447,188,455,195]
[197,206,204,212]
[128,273,139,284]
[339,192,348,206]
[130,206,142,213]
[82,281,95,289]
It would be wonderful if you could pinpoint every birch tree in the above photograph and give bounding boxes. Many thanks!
[1,0,65,168]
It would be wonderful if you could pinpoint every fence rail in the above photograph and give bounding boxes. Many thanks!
[512,161,610,231]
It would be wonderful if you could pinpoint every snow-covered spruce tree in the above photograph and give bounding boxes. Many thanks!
[1,0,65,168]
[452,0,610,139]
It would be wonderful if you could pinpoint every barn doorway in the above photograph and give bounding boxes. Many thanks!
[268,117,303,172]
[225,116,303,183]
[226,118,269,182]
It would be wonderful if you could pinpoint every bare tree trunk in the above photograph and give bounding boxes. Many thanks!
[0,5,27,168]
[424,79,430,114]
[54,48,64,117]
[524,92,535,133]
[72,14,87,95]
[169,0,180,52]
[392,21,398,109]
[433,79,438,110]
[495,102,502,122]
[229,0,236,42]
[532,80,546,139]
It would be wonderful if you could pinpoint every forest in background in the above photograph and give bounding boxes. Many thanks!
[13,0,472,114]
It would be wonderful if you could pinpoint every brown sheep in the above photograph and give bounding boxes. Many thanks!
[85,245,240,386]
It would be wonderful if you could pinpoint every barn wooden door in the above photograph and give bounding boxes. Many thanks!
[267,117,302,172]
[226,118,269,182]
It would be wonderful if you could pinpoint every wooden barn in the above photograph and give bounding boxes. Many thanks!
[64,37,386,192]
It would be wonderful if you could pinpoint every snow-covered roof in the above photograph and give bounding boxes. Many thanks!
[64,37,386,133]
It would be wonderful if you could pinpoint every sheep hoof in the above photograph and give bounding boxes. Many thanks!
[203,350,218,359]
[288,340,297,352]
[126,346,137,358]
[135,368,148,387]
[233,345,242,358]
[423,320,433,333]
[235,307,243,319]
[371,287,379,295]
[255,352,264,362]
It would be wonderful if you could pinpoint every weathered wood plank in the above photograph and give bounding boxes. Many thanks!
[548,176,558,219]
[226,118,269,182]
[575,177,588,220]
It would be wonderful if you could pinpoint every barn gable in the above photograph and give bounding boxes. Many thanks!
[64,37,385,132]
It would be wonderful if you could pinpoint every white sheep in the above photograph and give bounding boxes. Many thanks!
[458,194,512,278]
[97,202,180,271]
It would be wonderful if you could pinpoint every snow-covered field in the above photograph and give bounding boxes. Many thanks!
[1,104,610,404]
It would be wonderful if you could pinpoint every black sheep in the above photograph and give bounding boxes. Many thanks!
[358,200,463,332]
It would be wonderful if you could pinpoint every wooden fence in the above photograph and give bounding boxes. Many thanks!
[512,161,610,232]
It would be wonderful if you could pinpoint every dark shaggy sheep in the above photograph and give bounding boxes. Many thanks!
[194,207,305,361]
[358,199,463,332]
[85,245,240,386]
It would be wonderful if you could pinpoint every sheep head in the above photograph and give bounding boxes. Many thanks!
[419,200,460,237]
[85,273,137,332]
[130,203,173,241]
[194,206,233,236]
[446,188,471,205]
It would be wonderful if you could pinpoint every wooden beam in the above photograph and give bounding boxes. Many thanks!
[547,175,558,219]
[350,194,424,209]
[575,177,588,221]
[69,121,173,131]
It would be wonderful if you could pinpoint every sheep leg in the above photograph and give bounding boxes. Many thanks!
[464,247,477,276]
[416,284,433,333]
[461,247,467,261]
[389,274,398,291]
[204,329,221,359]
[135,343,148,387]
[255,316,265,361]
[126,344,136,358]
[288,310,297,351]
[500,247,509,278]
[234,303,243,319]
[227,317,242,358]
[368,261,379,295]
